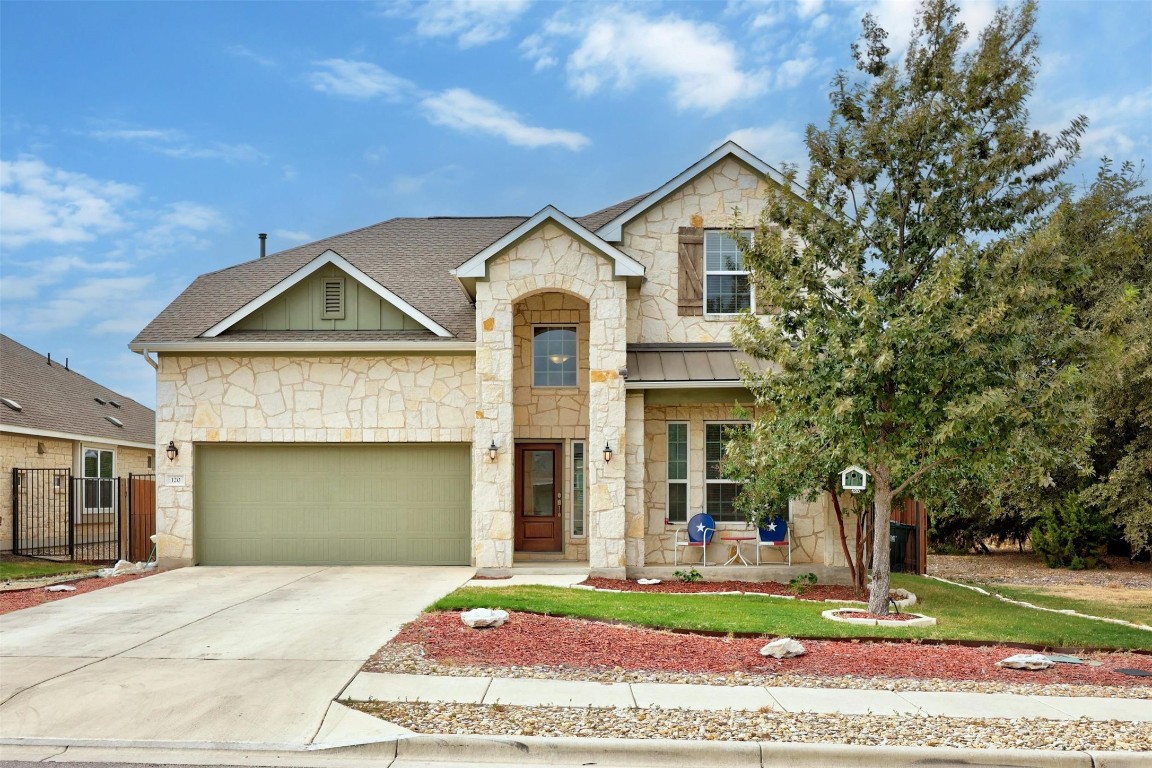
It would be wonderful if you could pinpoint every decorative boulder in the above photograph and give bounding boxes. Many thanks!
[637,578,662,585]
[461,608,509,629]
[760,637,806,658]
[997,653,1055,671]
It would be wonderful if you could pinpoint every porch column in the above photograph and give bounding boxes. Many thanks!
[624,390,646,570]
[472,289,514,574]
[587,280,627,578]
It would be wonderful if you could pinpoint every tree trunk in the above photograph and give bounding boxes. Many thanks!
[868,464,893,615]
[854,507,867,598]
[829,485,859,595]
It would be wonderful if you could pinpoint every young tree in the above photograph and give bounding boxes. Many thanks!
[731,0,1089,613]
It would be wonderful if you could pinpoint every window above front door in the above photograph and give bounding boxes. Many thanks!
[533,326,577,387]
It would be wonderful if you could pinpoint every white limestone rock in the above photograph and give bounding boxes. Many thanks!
[461,608,509,629]
[997,653,1055,671]
[637,578,661,585]
[760,638,806,658]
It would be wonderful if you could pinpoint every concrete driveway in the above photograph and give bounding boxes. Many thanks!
[0,566,473,748]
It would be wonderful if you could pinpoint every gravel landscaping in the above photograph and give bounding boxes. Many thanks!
[0,572,153,614]
[351,700,1152,752]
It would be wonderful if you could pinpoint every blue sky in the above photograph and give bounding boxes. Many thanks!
[2,0,1150,409]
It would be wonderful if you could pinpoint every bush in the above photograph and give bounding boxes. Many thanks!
[1030,497,1111,569]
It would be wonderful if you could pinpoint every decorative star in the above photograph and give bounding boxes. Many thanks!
[767,522,777,531]
[695,523,706,533]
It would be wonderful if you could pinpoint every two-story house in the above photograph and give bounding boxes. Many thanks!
[132,142,851,577]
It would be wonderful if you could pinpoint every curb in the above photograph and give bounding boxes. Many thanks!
[3,735,1145,768]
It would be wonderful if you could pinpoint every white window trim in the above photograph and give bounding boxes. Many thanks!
[531,324,579,389]
[703,230,755,316]
[80,445,115,516]
[666,421,689,525]
[570,440,586,538]
[704,421,749,523]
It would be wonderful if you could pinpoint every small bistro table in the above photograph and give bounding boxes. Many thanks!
[719,534,756,566]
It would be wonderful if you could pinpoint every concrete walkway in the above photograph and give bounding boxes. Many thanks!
[344,671,1152,723]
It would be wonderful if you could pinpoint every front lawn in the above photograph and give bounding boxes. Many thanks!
[0,557,101,582]
[432,574,1152,650]
[986,583,1152,628]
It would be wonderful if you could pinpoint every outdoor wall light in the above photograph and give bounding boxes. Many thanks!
[548,354,571,365]
[603,442,613,462]
[487,440,499,462]
[165,441,179,461]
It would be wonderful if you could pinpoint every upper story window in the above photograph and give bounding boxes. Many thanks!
[533,326,577,387]
[704,231,753,315]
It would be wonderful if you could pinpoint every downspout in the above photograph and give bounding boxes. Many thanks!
[137,348,159,370]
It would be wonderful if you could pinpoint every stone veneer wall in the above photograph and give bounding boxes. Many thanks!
[155,353,475,565]
[620,157,778,345]
[642,403,843,566]
[474,222,628,576]
[0,433,72,552]
[513,292,591,560]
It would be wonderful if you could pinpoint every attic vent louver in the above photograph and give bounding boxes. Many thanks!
[108,400,121,408]
[104,415,124,428]
[94,397,107,405]
[1,397,22,412]
[321,277,345,320]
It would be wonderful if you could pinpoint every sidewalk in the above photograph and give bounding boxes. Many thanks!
[344,671,1152,722]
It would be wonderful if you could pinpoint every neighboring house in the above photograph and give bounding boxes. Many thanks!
[0,334,156,552]
[133,142,853,576]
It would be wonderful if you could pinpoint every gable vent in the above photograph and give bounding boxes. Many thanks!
[1,397,22,412]
[322,277,345,320]
[104,415,124,428]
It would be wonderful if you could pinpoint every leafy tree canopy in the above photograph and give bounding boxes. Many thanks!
[729,0,1089,612]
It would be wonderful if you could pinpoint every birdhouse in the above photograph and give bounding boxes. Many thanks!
[840,465,869,493]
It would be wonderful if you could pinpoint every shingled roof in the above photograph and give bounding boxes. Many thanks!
[0,335,155,446]
[132,194,653,349]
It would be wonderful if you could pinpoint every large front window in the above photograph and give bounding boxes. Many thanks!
[705,423,747,522]
[533,326,577,387]
[705,231,753,314]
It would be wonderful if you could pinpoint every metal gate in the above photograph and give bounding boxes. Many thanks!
[11,468,156,562]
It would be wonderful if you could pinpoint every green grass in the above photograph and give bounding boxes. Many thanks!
[986,583,1152,628]
[431,574,1152,651]
[0,558,100,581]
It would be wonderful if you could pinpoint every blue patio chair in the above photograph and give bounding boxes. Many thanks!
[756,515,792,566]
[674,512,716,567]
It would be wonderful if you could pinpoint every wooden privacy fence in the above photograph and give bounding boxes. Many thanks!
[891,498,929,575]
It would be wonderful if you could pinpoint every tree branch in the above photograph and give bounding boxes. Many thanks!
[892,455,960,498]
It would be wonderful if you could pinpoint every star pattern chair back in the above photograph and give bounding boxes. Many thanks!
[687,513,716,544]
[758,516,788,543]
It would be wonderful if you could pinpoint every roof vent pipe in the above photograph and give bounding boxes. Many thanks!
[47,352,51,366]
[259,233,267,258]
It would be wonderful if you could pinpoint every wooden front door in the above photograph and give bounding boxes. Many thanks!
[515,444,563,552]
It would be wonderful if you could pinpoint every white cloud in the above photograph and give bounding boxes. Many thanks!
[724,123,808,171]
[775,56,819,90]
[421,89,590,150]
[16,275,157,334]
[89,125,267,164]
[0,157,136,248]
[400,0,531,48]
[526,8,764,113]
[853,0,1002,59]
[135,202,226,255]
[1052,86,1152,162]
[273,229,313,243]
[797,0,824,20]
[228,44,277,68]
[309,59,414,100]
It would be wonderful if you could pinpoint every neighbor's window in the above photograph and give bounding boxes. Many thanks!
[704,231,753,314]
[705,423,748,522]
[533,326,577,387]
[571,441,586,538]
[666,422,688,524]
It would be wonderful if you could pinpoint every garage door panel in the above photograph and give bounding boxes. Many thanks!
[196,444,470,566]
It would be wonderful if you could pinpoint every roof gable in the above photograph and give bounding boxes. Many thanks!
[595,141,794,243]
[203,250,452,338]
[454,206,644,281]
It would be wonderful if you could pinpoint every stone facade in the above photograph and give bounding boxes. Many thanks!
[473,222,628,576]
[154,353,474,565]
[622,157,778,344]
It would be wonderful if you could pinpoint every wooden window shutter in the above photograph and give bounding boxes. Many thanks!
[677,227,704,316]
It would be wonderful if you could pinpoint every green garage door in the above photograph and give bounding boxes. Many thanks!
[195,444,470,565]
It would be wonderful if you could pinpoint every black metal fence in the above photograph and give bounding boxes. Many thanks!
[11,468,156,562]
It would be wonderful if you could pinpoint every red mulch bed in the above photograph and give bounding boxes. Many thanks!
[395,611,1152,687]
[582,577,864,602]
[0,573,153,615]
